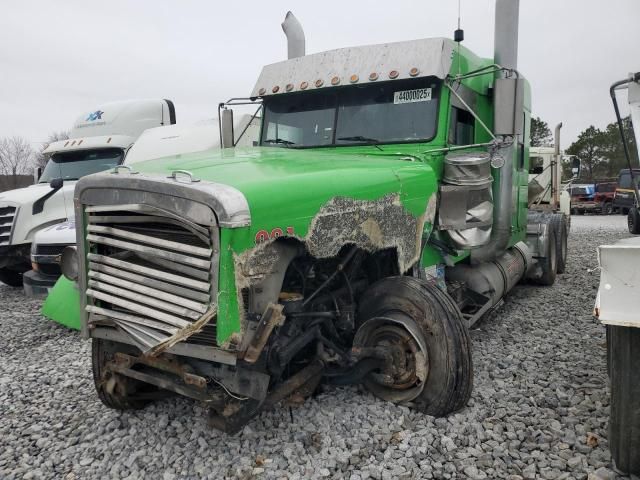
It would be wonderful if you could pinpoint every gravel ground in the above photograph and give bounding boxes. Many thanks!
[0,215,636,480]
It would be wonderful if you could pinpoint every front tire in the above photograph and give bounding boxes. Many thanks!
[0,268,24,287]
[356,276,473,417]
[602,202,613,215]
[92,338,155,410]
[608,325,640,475]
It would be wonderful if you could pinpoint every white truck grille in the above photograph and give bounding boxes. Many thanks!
[0,206,17,246]
[84,205,216,352]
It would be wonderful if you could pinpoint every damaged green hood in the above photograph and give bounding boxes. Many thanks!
[131,146,439,231]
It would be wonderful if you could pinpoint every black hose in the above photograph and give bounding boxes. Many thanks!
[302,246,359,307]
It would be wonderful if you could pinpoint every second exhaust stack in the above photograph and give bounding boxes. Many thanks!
[494,0,519,70]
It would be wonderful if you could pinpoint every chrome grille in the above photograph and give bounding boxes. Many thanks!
[84,206,217,352]
[0,206,17,246]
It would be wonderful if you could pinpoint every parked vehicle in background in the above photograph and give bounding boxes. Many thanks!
[594,180,617,214]
[612,168,640,215]
[11,99,176,293]
[569,183,596,214]
[30,115,260,298]
[527,124,573,273]
[595,71,640,476]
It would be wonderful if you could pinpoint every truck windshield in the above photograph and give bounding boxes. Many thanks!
[261,77,441,148]
[618,171,640,189]
[39,148,124,183]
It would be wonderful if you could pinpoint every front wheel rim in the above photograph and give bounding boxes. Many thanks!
[354,315,428,402]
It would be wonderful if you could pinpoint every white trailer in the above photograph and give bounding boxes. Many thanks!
[595,72,640,475]
[0,99,175,290]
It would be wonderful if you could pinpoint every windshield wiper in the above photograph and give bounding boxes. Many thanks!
[263,138,295,147]
[337,136,383,151]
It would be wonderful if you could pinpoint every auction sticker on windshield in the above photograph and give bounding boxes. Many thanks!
[393,88,432,104]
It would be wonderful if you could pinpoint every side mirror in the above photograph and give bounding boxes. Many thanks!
[530,166,544,175]
[34,167,42,183]
[61,246,79,282]
[220,108,234,149]
[50,178,63,189]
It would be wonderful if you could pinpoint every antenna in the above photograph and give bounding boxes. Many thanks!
[454,0,464,43]
[454,0,464,76]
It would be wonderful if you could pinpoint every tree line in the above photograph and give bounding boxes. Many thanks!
[531,116,637,181]
[0,132,69,189]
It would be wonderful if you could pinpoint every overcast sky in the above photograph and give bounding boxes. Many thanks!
[1,0,638,149]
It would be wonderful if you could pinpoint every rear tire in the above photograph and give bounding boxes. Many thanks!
[534,225,557,286]
[92,338,155,410]
[356,276,473,417]
[550,215,568,274]
[628,208,640,234]
[608,325,640,475]
[0,268,24,287]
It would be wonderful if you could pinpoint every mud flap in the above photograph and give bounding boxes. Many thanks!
[41,276,81,330]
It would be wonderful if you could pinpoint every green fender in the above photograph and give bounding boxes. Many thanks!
[41,276,81,330]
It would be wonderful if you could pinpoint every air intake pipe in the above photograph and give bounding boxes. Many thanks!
[281,11,305,59]
[471,0,520,264]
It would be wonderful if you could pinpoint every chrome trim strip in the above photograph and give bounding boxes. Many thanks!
[87,253,210,291]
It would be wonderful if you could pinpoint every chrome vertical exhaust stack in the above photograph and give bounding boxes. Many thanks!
[471,0,523,264]
[281,11,305,59]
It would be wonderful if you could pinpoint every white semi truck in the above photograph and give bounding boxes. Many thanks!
[0,99,176,289]
[595,72,640,475]
[528,124,576,274]
[26,115,260,296]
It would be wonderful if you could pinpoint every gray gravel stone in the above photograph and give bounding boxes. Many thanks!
[0,215,630,479]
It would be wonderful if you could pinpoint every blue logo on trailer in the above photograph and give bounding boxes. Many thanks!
[86,110,104,121]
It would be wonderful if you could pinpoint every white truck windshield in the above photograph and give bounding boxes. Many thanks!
[261,78,441,148]
[39,148,124,183]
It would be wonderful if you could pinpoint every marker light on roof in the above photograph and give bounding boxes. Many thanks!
[315,79,324,87]
[331,76,340,86]
[258,88,266,95]
[369,72,379,81]
[389,70,399,79]
[350,74,359,83]
[410,67,420,77]
[272,86,280,93]
[286,83,294,92]
[300,81,309,90]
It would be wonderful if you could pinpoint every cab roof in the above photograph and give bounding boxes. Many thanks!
[252,37,458,98]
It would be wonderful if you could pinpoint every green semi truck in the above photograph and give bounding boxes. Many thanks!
[61,2,566,432]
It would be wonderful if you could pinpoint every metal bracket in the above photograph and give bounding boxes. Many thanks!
[111,165,138,175]
[168,170,200,183]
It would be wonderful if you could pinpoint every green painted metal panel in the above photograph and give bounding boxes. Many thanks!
[42,276,81,330]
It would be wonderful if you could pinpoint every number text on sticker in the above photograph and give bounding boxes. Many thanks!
[393,88,432,105]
